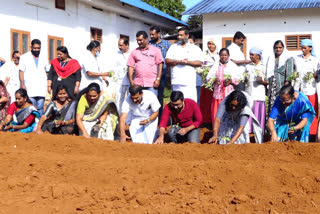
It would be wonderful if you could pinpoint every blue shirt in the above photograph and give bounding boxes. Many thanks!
[149,39,171,60]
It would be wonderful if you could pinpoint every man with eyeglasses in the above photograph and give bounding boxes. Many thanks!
[0,51,20,101]
[155,91,203,144]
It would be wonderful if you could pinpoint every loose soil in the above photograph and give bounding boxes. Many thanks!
[0,130,320,213]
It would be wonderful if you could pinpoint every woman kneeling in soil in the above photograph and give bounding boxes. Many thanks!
[0,89,40,133]
[76,83,118,140]
[36,85,77,135]
[267,84,315,142]
[208,90,262,144]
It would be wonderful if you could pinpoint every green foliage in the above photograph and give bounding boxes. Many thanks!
[142,0,186,20]
[187,15,202,30]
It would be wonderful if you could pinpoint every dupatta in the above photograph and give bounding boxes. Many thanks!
[51,58,81,79]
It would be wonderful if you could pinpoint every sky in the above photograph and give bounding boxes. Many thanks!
[182,0,202,21]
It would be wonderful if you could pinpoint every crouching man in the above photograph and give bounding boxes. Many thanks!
[120,84,160,144]
[155,91,203,144]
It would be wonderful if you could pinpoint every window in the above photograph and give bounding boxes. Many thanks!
[55,0,65,10]
[222,37,247,59]
[48,36,64,62]
[285,34,312,51]
[90,27,103,43]
[11,29,30,56]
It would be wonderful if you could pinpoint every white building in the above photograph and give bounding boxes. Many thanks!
[0,0,186,64]
[182,0,320,60]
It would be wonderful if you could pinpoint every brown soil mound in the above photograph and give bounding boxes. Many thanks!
[1,131,320,213]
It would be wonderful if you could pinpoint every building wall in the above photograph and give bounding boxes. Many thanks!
[203,8,320,60]
[0,0,175,68]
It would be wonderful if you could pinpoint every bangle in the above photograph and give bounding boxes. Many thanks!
[147,118,151,123]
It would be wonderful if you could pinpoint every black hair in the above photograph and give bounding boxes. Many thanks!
[189,34,196,43]
[279,84,294,99]
[178,27,189,35]
[15,88,32,104]
[0,80,5,87]
[150,26,161,33]
[273,40,285,50]
[233,31,246,42]
[57,46,72,58]
[86,83,101,94]
[12,50,19,58]
[53,85,71,101]
[120,37,129,46]
[31,39,41,46]
[86,40,100,51]
[219,48,230,56]
[170,91,184,102]
[136,31,148,39]
[225,90,247,112]
[129,85,143,96]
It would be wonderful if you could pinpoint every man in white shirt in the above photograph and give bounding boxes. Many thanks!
[115,37,131,114]
[0,51,20,100]
[119,85,160,144]
[19,39,48,115]
[166,28,203,102]
[227,31,251,90]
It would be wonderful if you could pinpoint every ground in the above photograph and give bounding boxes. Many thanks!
[0,131,320,213]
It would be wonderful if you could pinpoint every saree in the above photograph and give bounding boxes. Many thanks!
[80,92,119,140]
[271,92,315,142]
[266,57,295,133]
[42,101,77,134]
[218,106,263,145]
[11,106,40,133]
[0,83,10,121]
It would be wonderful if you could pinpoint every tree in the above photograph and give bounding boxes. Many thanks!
[187,15,202,30]
[142,0,186,20]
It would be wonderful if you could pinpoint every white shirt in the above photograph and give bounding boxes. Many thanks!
[245,62,266,101]
[294,54,320,96]
[227,42,246,74]
[203,50,219,68]
[166,42,203,86]
[115,50,130,86]
[0,61,20,99]
[122,90,160,119]
[19,52,48,98]
[79,50,104,90]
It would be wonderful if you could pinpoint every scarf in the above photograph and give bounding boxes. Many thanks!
[51,58,81,79]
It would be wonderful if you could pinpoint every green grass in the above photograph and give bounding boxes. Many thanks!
[163,86,171,104]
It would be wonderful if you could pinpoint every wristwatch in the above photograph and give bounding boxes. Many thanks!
[156,77,160,81]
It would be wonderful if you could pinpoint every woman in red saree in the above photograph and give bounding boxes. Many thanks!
[47,46,81,99]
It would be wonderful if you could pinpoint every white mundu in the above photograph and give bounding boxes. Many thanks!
[122,90,160,144]
[115,50,131,113]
